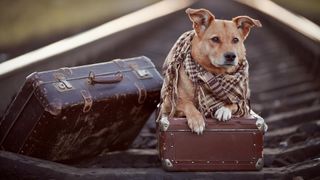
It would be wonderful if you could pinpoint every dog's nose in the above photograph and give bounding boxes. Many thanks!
[224,52,236,62]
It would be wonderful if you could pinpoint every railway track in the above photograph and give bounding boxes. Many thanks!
[0,0,319,179]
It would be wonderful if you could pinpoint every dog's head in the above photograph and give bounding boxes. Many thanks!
[186,8,261,73]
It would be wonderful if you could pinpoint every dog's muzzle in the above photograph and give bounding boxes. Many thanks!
[223,52,237,66]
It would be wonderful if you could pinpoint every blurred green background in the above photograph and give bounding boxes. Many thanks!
[0,0,318,61]
[272,0,320,25]
[0,0,158,60]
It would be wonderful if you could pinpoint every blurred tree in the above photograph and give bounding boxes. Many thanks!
[0,0,158,59]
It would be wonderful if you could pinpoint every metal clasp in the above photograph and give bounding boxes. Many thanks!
[53,72,73,92]
[60,79,73,89]
[129,63,153,79]
[136,69,152,79]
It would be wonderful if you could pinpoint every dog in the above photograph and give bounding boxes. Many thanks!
[160,8,266,134]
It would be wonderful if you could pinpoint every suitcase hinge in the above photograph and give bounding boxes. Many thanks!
[53,73,73,92]
[159,116,170,131]
[255,158,264,170]
[162,159,173,169]
[81,90,93,113]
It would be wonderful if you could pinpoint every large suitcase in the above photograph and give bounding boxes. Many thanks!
[157,117,265,171]
[0,56,163,162]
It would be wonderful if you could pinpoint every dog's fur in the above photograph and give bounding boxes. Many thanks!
[161,8,262,134]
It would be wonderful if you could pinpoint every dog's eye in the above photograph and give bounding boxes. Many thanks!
[232,37,239,43]
[211,36,220,43]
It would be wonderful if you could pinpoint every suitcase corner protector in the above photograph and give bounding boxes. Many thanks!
[159,116,170,131]
[255,158,264,170]
[255,118,267,134]
[44,99,63,116]
[162,159,173,170]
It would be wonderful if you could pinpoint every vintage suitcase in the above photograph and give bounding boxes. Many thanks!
[157,117,266,171]
[0,56,163,162]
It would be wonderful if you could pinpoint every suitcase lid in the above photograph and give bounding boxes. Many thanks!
[158,117,265,132]
[27,56,156,83]
[26,56,162,116]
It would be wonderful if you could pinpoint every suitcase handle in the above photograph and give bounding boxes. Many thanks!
[88,71,123,84]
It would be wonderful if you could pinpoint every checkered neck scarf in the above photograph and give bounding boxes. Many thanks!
[161,30,250,118]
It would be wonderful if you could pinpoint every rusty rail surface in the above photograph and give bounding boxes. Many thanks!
[1,0,320,179]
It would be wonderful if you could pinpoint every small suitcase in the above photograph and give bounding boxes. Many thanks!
[157,117,265,171]
[0,56,163,162]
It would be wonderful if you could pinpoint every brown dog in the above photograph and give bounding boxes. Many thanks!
[160,8,263,134]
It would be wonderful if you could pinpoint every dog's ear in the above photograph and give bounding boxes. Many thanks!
[232,16,262,40]
[186,8,215,37]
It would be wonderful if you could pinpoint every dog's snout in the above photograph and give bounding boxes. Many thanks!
[224,52,236,62]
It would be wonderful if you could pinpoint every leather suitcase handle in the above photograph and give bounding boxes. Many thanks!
[88,71,123,84]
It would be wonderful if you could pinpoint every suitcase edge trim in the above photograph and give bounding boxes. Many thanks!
[159,116,265,132]
[161,158,264,171]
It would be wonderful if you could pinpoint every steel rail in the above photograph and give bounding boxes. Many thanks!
[0,0,196,77]
[236,0,320,43]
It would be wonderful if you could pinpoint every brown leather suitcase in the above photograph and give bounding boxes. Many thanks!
[157,117,265,171]
[0,56,163,162]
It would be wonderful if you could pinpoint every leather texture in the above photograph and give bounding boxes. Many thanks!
[0,56,163,162]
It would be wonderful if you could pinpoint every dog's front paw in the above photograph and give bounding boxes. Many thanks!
[215,106,232,121]
[187,113,205,135]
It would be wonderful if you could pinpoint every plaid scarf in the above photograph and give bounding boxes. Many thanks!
[161,30,250,118]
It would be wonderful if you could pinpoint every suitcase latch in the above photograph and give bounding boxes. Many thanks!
[53,73,73,92]
[129,63,153,79]
[54,79,73,92]
[135,69,153,79]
